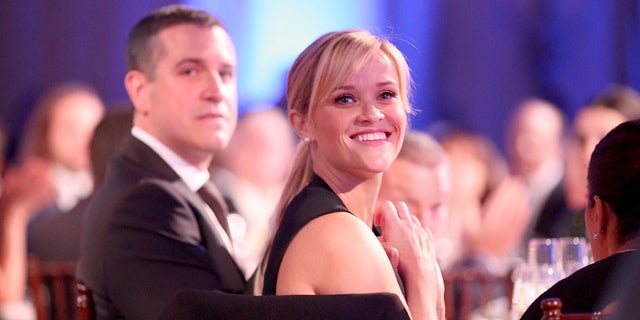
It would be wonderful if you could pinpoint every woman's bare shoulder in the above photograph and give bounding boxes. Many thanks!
[276,211,401,295]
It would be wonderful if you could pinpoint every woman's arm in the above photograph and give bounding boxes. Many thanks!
[276,210,425,317]
[0,158,53,302]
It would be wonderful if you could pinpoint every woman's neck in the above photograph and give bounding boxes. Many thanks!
[315,169,381,226]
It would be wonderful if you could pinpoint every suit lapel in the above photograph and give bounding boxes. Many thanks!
[120,136,180,180]
[172,181,247,293]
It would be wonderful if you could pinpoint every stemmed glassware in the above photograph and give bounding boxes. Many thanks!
[512,237,585,319]
[558,237,590,276]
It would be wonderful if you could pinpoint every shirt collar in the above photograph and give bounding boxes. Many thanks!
[131,126,210,191]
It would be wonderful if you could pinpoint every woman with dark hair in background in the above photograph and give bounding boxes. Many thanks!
[520,119,640,319]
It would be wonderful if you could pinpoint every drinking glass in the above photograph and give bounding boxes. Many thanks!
[527,238,564,295]
[558,237,590,276]
[511,261,536,319]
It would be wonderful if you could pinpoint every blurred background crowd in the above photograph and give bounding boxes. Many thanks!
[2,1,639,160]
[1,1,640,319]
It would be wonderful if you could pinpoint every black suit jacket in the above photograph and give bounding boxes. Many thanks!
[532,181,571,238]
[77,136,246,320]
[29,197,89,261]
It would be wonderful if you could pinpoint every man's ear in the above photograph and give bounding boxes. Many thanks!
[289,109,309,140]
[124,70,149,115]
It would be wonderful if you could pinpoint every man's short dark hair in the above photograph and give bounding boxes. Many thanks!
[126,5,224,79]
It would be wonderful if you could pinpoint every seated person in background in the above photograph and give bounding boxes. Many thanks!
[562,84,640,237]
[0,123,54,319]
[260,29,445,319]
[30,107,132,262]
[378,130,454,268]
[439,129,531,275]
[505,98,570,240]
[519,119,640,320]
[210,105,296,277]
[18,82,105,263]
[19,82,105,216]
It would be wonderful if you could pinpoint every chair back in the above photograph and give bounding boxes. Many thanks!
[75,282,95,320]
[158,290,410,320]
[541,298,608,320]
[27,256,78,320]
[442,267,514,320]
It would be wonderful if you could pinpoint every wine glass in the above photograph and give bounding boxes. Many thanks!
[558,237,590,276]
[527,238,565,294]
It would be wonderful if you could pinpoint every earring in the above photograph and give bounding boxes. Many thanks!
[593,229,605,240]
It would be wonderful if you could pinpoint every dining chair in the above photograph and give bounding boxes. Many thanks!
[540,298,609,320]
[158,290,410,320]
[442,267,514,320]
[27,255,78,320]
[75,282,95,320]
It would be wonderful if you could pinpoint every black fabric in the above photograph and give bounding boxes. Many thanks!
[519,250,640,320]
[262,174,405,297]
[158,290,410,320]
[606,249,640,320]
[77,136,247,320]
[532,181,574,238]
[262,174,350,295]
[29,197,89,261]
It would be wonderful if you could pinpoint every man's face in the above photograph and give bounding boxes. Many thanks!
[132,24,238,168]
[379,158,450,235]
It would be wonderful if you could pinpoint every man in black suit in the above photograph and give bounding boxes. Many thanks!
[77,5,247,320]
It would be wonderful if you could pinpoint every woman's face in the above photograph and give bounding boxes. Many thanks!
[573,106,627,168]
[306,50,406,179]
[565,107,626,209]
[48,92,104,171]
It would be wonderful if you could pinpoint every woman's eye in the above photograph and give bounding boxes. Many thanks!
[379,91,397,100]
[335,95,355,104]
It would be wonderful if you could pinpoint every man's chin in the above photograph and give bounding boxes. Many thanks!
[205,137,232,152]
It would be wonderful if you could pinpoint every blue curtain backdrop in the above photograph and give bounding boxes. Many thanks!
[1,0,638,160]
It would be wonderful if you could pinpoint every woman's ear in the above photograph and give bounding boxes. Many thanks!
[289,109,309,140]
[592,195,610,235]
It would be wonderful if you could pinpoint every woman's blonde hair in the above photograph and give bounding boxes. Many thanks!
[279,29,412,222]
[255,29,412,293]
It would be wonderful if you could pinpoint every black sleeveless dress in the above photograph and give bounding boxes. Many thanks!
[262,174,405,296]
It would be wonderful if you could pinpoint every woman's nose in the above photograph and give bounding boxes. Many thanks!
[357,103,384,123]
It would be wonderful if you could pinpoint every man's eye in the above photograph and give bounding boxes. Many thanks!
[182,68,198,76]
[220,70,233,79]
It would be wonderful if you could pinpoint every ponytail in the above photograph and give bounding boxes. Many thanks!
[253,139,313,294]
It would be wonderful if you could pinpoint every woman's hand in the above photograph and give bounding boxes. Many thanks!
[375,201,445,319]
[1,157,54,220]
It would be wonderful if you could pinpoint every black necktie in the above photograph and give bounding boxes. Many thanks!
[197,181,231,237]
